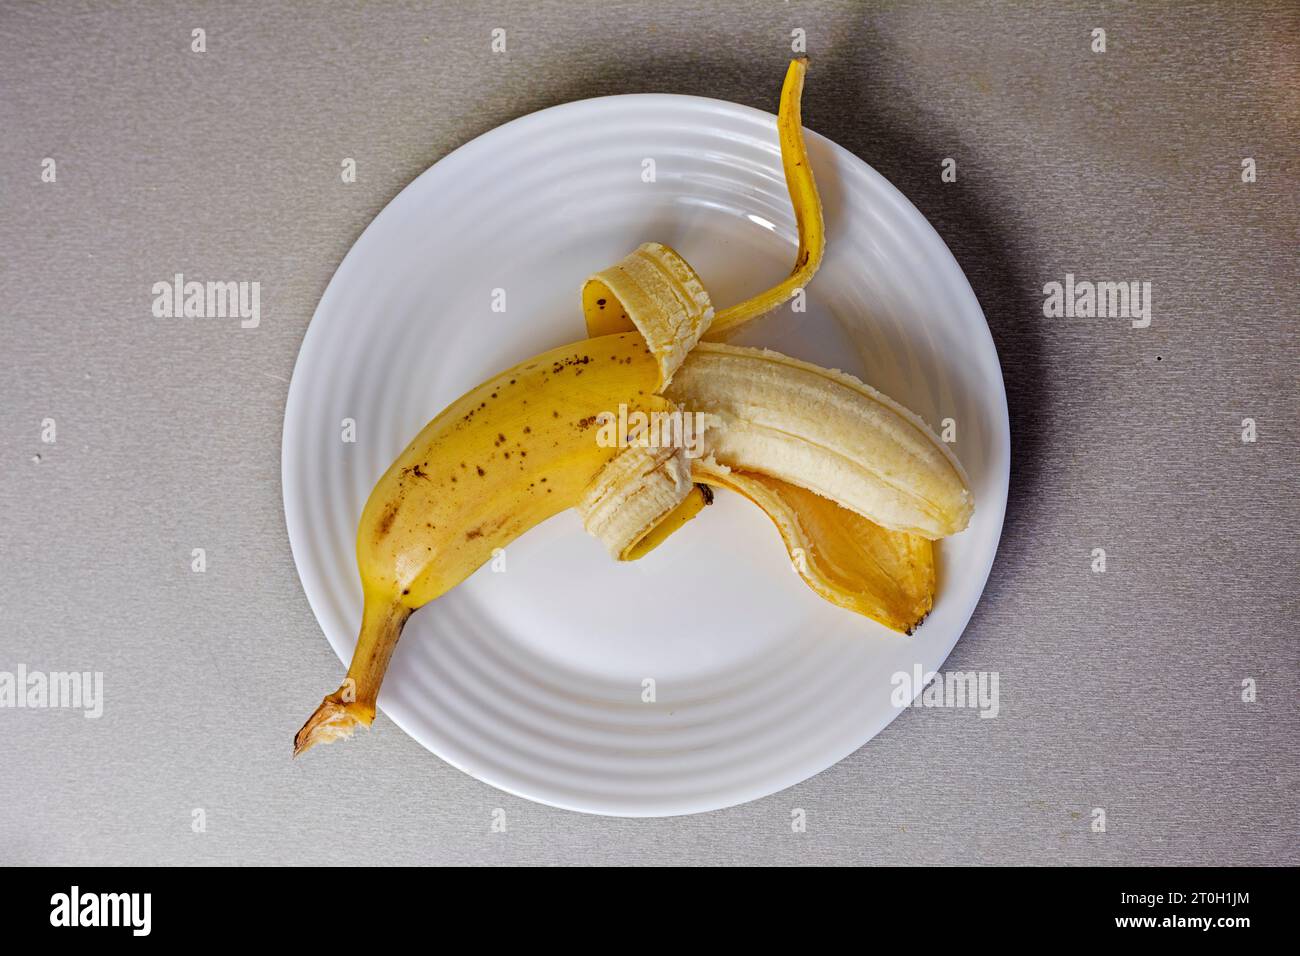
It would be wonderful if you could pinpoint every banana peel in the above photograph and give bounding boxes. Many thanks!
[583,58,824,343]
[694,463,935,634]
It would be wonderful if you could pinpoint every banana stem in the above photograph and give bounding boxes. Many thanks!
[294,594,412,756]
[707,57,824,337]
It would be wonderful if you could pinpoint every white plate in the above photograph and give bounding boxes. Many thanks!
[283,94,1009,816]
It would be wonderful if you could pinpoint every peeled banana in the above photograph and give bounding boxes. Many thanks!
[665,343,972,539]
[295,58,973,756]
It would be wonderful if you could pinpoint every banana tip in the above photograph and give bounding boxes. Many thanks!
[293,693,372,757]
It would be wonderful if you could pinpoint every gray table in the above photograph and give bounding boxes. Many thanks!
[2,1,1296,865]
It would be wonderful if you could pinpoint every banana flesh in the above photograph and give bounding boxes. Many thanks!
[582,242,714,388]
[666,344,973,540]
[577,441,698,560]
[577,241,717,560]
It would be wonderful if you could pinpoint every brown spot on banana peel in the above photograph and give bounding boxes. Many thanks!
[375,502,399,538]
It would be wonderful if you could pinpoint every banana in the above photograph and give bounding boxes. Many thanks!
[294,57,974,757]
[567,334,961,630]
[665,344,973,540]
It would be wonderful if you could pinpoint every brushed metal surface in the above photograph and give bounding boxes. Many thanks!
[1,0,1295,864]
